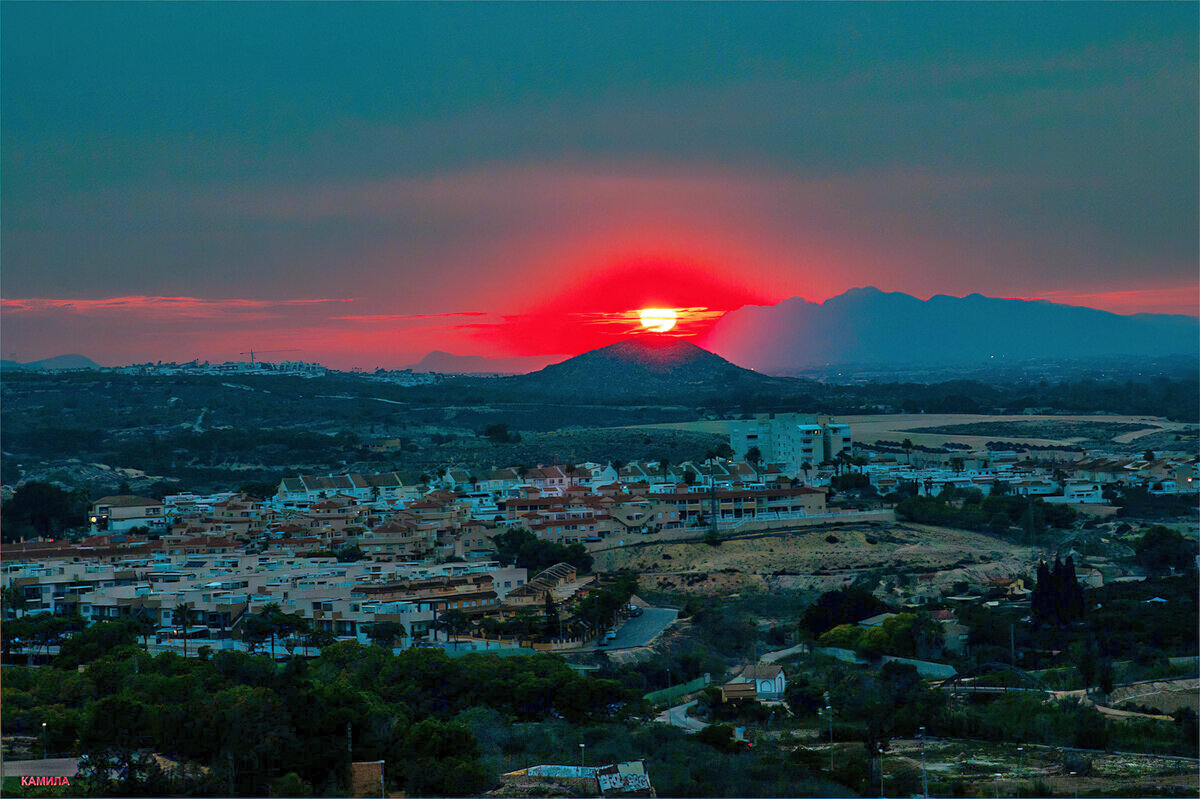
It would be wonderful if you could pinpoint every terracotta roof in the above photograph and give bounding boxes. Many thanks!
[93,495,162,508]
[738,664,784,680]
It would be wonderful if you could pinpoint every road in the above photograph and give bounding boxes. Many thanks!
[605,607,678,650]
[655,700,707,732]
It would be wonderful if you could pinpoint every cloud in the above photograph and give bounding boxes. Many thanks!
[1032,287,1200,316]
[1,296,352,320]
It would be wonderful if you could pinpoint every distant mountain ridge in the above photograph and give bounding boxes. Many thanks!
[703,287,1200,374]
[500,335,785,401]
[409,350,560,375]
[0,354,100,371]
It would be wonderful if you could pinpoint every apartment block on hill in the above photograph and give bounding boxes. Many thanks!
[729,413,851,476]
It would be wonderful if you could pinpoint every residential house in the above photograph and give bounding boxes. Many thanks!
[89,495,167,533]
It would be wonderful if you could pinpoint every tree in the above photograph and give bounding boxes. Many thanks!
[367,620,407,650]
[1,583,29,618]
[541,592,561,639]
[1136,525,1198,575]
[902,439,914,465]
[238,481,278,499]
[396,718,486,796]
[437,610,472,649]
[745,446,762,479]
[173,601,192,658]
[1,481,89,542]
[1033,556,1085,627]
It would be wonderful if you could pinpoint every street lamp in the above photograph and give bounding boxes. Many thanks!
[919,726,928,799]
[823,693,834,773]
[41,722,47,759]
[1016,746,1024,798]
[878,743,885,799]
[1069,771,1078,799]
[579,743,585,768]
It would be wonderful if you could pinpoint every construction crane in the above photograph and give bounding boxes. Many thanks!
[239,349,299,364]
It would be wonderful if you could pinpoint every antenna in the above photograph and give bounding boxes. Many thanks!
[239,349,299,364]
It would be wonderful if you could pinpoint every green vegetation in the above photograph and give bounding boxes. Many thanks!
[0,632,846,797]
[1112,486,1199,520]
[1,481,90,543]
[816,612,944,660]
[490,527,594,574]
[1136,525,1199,574]
[896,488,1076,541]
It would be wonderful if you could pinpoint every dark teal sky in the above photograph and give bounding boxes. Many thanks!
[2,2,1196,367]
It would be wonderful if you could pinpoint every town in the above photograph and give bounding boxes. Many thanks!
[3,407,1197,797]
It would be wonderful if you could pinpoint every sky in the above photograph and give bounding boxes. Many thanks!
[2,3,1197,370]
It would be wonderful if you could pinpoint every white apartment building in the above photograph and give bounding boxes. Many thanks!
[729,413,852,477]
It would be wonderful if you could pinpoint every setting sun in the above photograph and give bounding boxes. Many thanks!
[639,308,677,332]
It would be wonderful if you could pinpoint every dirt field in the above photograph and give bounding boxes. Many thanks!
[1111,678,1200,716]
[592,522,1036,596]
[632,413,1196,451]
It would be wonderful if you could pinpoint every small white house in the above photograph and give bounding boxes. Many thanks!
[1044,480,1103,504]
[732,664,787,698]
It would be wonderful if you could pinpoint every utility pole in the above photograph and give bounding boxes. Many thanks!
[919,726,928,799]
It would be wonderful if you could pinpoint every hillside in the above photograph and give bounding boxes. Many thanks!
[498,335,789,402]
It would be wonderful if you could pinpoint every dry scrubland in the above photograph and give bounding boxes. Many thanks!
[592,522,1032,596]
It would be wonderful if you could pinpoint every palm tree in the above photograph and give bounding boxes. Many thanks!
[260,602,283,660]
[902,439,914,465]
[800,461,812,484]
[173,601,192,658]
[132,611,156,650]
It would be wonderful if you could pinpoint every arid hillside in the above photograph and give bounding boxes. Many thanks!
[592,522,1035,597]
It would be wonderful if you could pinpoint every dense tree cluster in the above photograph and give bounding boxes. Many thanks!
[1112,486,1199,520]
[1032,556,1086,627]
[1135,525,1200,574]
[896,489,1076,541]
[800,588,891,638]
[1,481,90,543]
[817,612,944,661]
[1,638,634,796]
[491,527,594,574]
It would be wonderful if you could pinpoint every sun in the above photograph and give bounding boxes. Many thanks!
[639,308,677,332]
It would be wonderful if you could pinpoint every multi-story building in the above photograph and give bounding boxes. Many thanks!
[89,495,168,533]
[729,413,852,476]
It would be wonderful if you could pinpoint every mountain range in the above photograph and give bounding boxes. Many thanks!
[703,287,1199,374]
[0,354,100,372]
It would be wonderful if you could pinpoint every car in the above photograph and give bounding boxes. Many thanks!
[605,630,618,640]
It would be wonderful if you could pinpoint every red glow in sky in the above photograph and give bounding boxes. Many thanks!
[463,259,775,356]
